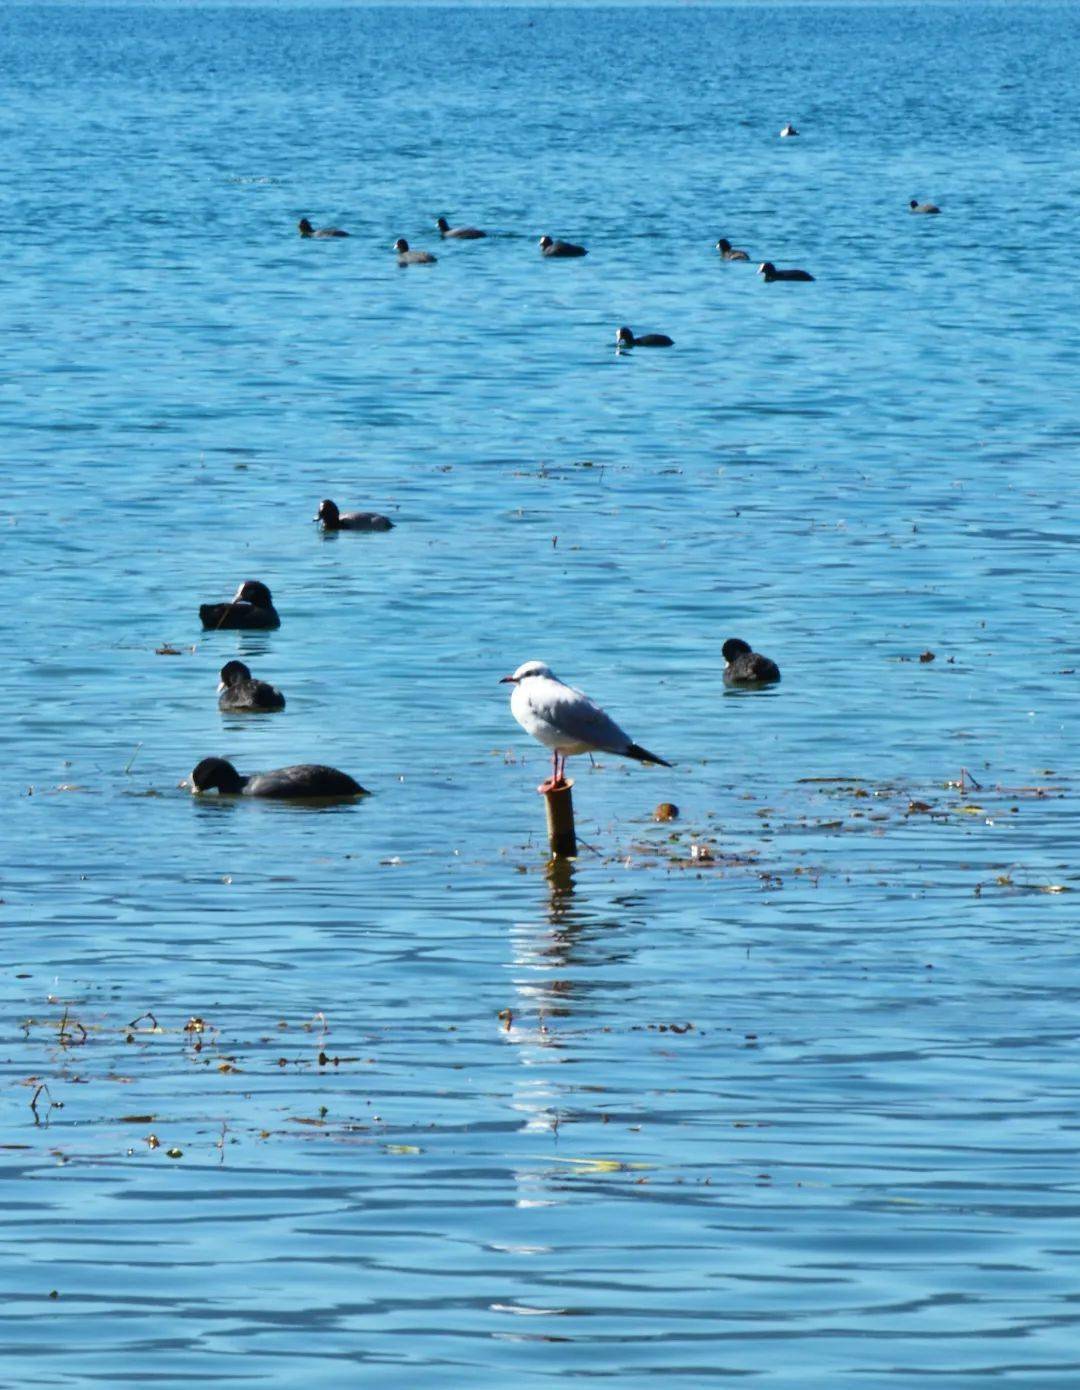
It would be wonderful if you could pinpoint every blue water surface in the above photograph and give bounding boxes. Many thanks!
[2,2,1080,1385]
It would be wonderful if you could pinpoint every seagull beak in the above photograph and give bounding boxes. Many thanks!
[499,675,517,684]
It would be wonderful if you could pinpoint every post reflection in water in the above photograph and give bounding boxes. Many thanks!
[505,860,612,1207]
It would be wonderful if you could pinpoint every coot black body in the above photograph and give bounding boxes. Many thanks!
[716,238,749,261]
[722,638,781,686]
[298,218,349,238]
[437,217,486,239]
[394,238,437,264]
[616,327,674,348]
[539,235,587,258]
[758,261,814,283]
[316,499,394,532]
[217,661,286,712]
[190,757,367,799]
[200,580,281,630]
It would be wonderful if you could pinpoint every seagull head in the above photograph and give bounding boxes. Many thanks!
[499,660,553,685]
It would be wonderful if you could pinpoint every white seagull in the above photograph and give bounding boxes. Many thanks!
[500,660,672,786]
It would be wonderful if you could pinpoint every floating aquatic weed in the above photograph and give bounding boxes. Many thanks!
[993,874,1072,894]
[57,1007,87,1047]
[29,1083,62,1125]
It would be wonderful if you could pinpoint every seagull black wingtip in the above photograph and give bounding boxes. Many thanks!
[626,743,673,768]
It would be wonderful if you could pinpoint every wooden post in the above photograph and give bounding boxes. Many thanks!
[540,778,577,859]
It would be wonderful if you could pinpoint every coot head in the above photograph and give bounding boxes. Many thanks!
[234,579,274,608]
[298,218,314,236]
[316,499,340,526]
[722,638,753,662]
[190,757,246,794]
[616,327,634,347]
[394,238,410,253]
[437,217,450,232]
[218,660,253,692]
[758,262,776,277]
[538,235,553,250]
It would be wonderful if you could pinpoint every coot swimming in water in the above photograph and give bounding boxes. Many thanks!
[436,216,486,239]
[189,757,367,799]
[539,235,587,258]
[758,261,814,283]
[616,327,674,349]
[199,580,280,630]
[722,638,781,686]
[217,661,286,712]
[315,499,394,532]
[394,238,437,265]
[298,218,349,238]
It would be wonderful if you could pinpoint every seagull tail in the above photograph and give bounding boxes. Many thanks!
[625,743,672,768]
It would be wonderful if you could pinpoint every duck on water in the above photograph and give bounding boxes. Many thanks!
[217,661,286,712]
[189,757,367,800]
[199,580,280,631]
[315,499,394,532]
